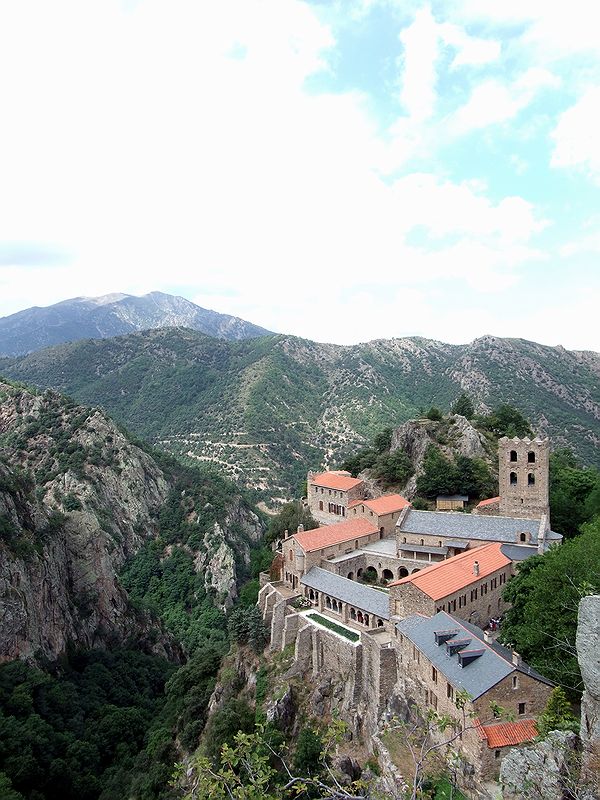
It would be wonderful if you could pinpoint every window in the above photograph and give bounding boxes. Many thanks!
[495,750,501,759]
[319,501,323,511]
[528,451,536,463]
[510,471,518,485]
[512,676,519,689]
[510,450,518,462]
[289,549,294,562]
[528,473,535,486]
[420,539,424,546]
[518,702,526,715]
[520,533,527,542]
[447,683,454,700]
[430,691,438,710]
[432,667,438,683]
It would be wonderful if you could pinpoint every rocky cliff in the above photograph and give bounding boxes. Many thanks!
[577,594,600,789]
[0,379,264,663]
[387,413,493,497]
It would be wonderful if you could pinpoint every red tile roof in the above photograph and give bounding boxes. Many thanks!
[362,494,410,515]
[388,542,511,600]
[481,719,538,748]
[476,496,501,507]
[310,471,364,491]
[293,517,379,553]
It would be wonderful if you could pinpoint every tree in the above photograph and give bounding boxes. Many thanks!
[483,404,532,438]
[499,519,600,696]
[227,606,269,652]
[451,393,475,419]
[266,502,317,545]
[549,449,600,538]
[180,722,370,799]
[537,688,579,738]
[416,447,458,498]
[425,407,443,421]
[373,428,393,454]
[371,450,413,488]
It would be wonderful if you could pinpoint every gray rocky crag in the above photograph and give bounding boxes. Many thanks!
[577,595,600,790]
[500,731,580,800]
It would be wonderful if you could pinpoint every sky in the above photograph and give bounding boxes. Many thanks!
[0,0,599,350]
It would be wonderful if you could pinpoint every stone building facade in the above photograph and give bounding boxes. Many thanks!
[307,470,366,525]
[498,436,550,522]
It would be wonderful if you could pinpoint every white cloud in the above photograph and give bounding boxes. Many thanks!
[551,87,600,183]
[438,21,501,68]
[398,6,440,121]
[449,68,560,133]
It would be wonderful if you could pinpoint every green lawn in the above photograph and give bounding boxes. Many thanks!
[307,613,360,642]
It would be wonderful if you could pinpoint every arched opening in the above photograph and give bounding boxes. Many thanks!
[350,608,356,620]
[379,527,385,539]
[326,596,332,609]
[377,618,384,627]
[363,566,378,583]
[510,472,518,485]
[528,451,536,463]
[309,589,315,600]
[364,614,370,626]
[382,568,394,582]
[519,533,527,543]
[420,539,424,546]
[357,568,363,578]
[357,611,364,624]
[332,600,339,613]
[398,567,409,578]
[347,571,354,581]
[528,473,535,485]
[510,450,518,462]
[411,568,420,574]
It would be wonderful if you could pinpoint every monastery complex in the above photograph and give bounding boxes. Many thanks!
[259,436,562,794]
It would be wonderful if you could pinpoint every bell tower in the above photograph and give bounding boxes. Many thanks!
[498,437,550,523]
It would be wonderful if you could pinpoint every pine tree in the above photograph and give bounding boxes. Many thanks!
[537,687,579,737]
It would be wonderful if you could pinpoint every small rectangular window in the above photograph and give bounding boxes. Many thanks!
[518,702,526,715]
[432,667,438,683]
[512,676,518,689]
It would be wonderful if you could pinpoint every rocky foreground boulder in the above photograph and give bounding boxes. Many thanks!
[577,594,600,789]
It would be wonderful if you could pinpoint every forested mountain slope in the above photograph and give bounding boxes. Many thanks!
[1,329,599,497]
[0,378,263,662]
[0,291,271,356]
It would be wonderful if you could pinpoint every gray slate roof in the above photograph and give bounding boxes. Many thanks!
[499,544,541,562]
[437,495,468,502]
[396,611,552,699]
[398,509,562,546]
[301,567,390,620]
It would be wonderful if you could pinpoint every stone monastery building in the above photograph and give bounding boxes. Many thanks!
[260,437,561,793]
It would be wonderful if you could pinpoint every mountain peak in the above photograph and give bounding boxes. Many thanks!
[0,291,272,356]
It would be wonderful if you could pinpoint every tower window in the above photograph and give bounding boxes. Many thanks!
[528,451,536,463]
[519,533,527,542]
[510,450,518,462]
[510,472,517,485]
[528,473,535,486]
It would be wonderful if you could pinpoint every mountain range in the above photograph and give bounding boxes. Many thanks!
[2,327,598,497]
[0,291,271,356]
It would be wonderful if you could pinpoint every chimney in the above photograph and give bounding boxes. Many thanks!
[512,651,521,666]
[472,560,480,577]
[297,524,304,534]
[483,630,492,644]
[284,529,289,539]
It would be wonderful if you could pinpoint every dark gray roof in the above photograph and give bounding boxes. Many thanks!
[499,544,541,562]
[396,611,552,699]
[398,509,562,547]
[445,540,469,549]
[301,567,390,620]
[437,495,468,502]
[398,544,448,555]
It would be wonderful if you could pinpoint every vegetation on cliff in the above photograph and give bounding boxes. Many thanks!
[2,329,599,498]
[500,518,600,696]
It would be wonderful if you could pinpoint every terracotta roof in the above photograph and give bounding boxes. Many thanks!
[477,496,501,507]
[388,542,511,600]
[362,494,410,515]
[480,719,538,748]
[293,517,379,553]
[310,471,364,491]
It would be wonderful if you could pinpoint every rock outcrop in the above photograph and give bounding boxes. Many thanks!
[388,414,493,497]
[577,595,600,788]
[500,731,580,799]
